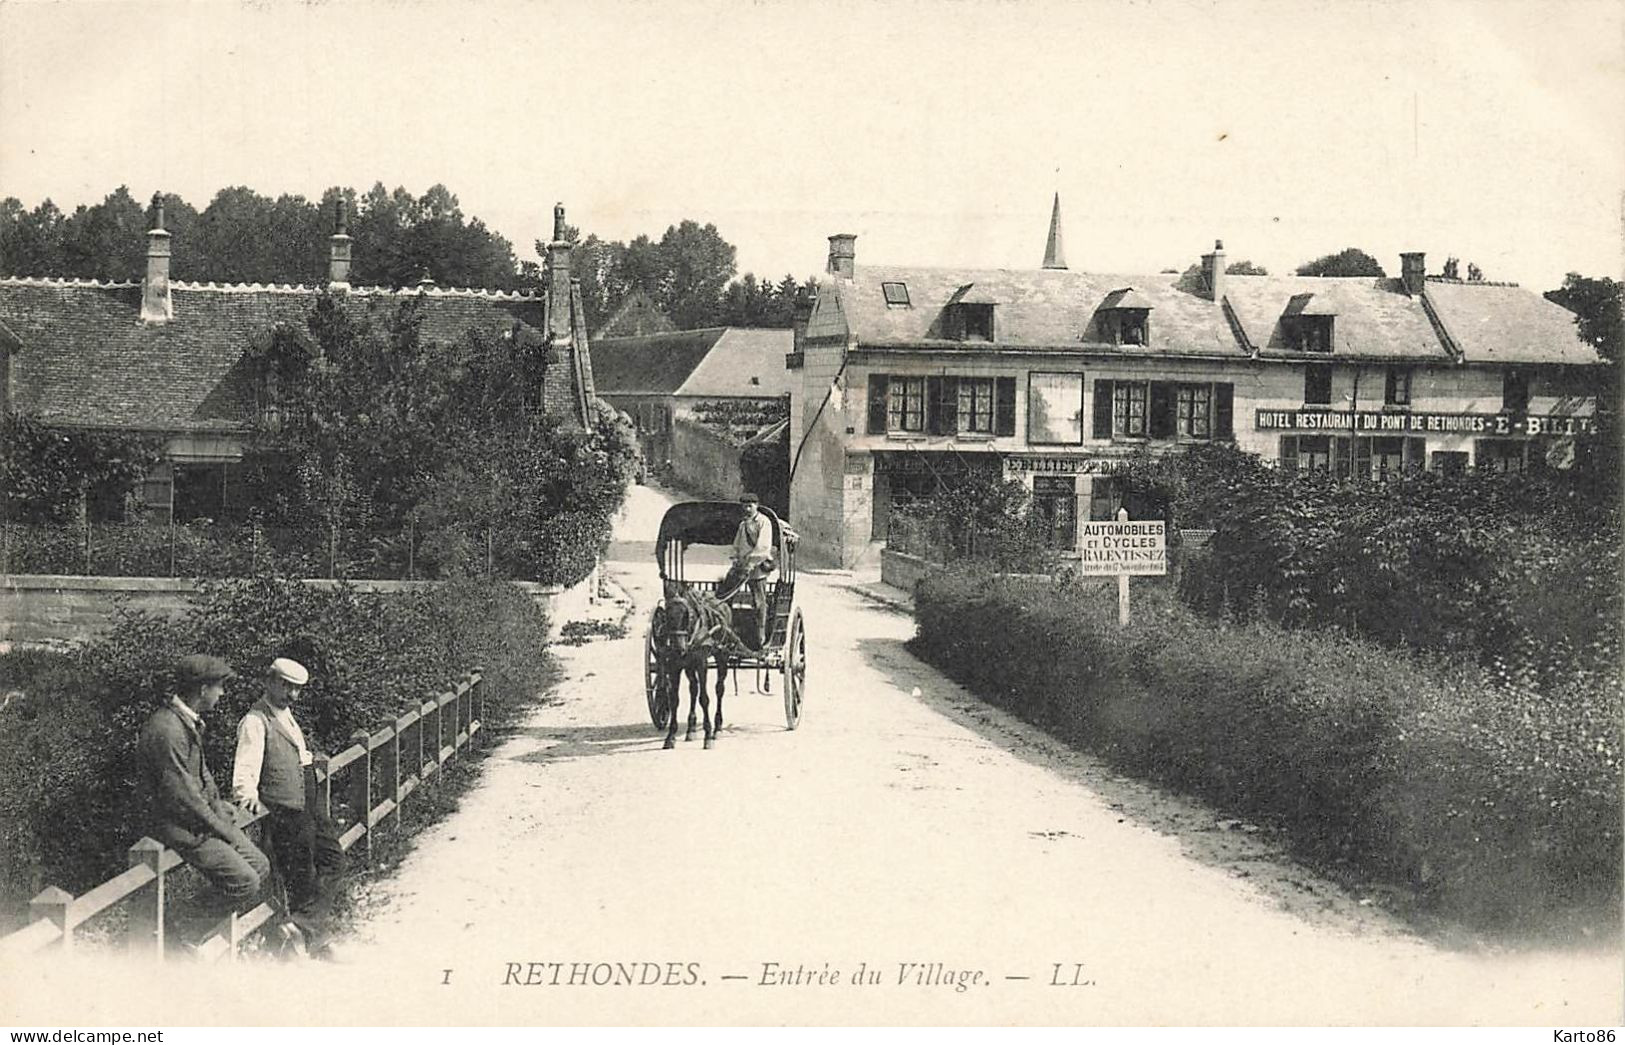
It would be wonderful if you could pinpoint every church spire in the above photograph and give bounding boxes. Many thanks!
[1042,192,1067,270]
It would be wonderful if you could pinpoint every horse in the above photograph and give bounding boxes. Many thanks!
[654,580,746,750]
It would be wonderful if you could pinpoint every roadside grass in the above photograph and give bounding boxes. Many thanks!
[910,565,1622,945]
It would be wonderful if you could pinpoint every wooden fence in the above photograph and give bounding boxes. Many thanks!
[0,671,486,962]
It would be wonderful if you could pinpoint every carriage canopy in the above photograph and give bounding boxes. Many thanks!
[654,501,793,567]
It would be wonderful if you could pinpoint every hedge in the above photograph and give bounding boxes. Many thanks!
[912,566,1621,937]
[0,576,553,918]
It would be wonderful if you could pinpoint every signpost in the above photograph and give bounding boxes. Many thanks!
[1077,509,1167,626]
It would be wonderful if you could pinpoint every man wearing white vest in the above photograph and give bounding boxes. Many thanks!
[233,657,345,960]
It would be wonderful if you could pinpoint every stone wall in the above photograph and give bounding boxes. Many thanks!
[670,416,743,500]
[0,567,599,650]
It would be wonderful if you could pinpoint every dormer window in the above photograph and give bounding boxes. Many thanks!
[1282,293,1335,352]
[1095,288,1155,346]
[948,302,995,341]
[1293,316,1334,353]
[1115,309,1150,346]
[944,284,1000,341]
[881,281,910,307]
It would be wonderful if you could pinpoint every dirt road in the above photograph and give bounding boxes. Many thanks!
[10,483,1619,1026]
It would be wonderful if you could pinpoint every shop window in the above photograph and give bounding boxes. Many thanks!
[887,376,926,432]
[1279,435,1333,472]
[1503,370,1530,414]
[1028,372,1085,445]
[1304,365,1332,406]
[1476,439,1528,474]
[1088,477,1123,521]
[1032,476,1077,550]
[1385,368,1412,407]
[1431,451,1468,475]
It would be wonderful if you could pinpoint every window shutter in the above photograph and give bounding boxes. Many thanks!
[867,375,888,434]
[1384,369,1398,405]
[1149,382,1175,439]
[994,377,1016,436]
[1279,436,1298,471]
[1093,380,1113,439]
[1353,437,1373,480]
[1214,383,1234,439]
[926,376,958,435]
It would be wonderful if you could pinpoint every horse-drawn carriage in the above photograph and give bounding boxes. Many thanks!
[644,501,806,739]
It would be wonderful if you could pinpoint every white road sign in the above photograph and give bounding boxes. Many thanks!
[1077,520,1167,576]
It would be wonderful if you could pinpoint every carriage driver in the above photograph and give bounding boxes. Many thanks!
[721,492,774,648]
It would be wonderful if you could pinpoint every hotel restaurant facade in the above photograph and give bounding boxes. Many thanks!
[786,213,1603,567]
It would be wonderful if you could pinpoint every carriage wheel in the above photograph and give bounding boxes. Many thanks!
[781,609,805,730]
[645,609,670,730]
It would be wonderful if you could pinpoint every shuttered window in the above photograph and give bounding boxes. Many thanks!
[994,377,1016,436]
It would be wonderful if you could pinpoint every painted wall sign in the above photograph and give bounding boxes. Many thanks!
[1254,410,1598,436]
[1005,455,1133,476]
[1077,520,1167,576]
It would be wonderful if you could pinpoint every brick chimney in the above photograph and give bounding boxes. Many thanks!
[827,234,856,279]
[1199,239,1226,302]
[141,192,173,324]
[1400,252,1426,295]
[328,198,353,287]
[547,202,573,339]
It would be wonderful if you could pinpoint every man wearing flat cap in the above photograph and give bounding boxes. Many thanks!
[721,492,774,649]
[137,654,270,933]
[233,657,345,959]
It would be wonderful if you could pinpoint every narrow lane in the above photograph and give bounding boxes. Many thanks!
[10,484,1617,1025]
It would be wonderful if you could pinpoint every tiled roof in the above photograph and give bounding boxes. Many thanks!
[0,277,546,431]
[591,328,728,396]
[1225,275,1448,361]
[838,265,1245,356]
[591,327,795,399]
[831,263,1603,368]
[679,328,794,398]
[1421,278,1600,365]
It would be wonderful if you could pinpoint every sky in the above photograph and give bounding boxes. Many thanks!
[1,0,1621,292]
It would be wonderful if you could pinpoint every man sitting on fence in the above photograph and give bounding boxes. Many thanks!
[233,657,346,961]
[720,492,774,649]
[137,654,270,942]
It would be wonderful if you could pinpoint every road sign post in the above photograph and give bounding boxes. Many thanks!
[1077,508,1167,627]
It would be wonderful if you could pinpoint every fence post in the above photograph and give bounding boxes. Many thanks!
[407,515,416,581]
[384,721,401,830]
[349,729,372,865]
[126,838,167,960]
[312,753,333,819]
[416,704,427,788]
[30,886,73,953]
[431,696,444,780]
[169,518,177,577]
[472,670,485,747]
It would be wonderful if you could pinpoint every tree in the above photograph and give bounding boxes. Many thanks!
[1294,248,1386,278]
[1545,272,1623,495]
[1546,272,1623,363]
[57,187,148,281]
[1225,260,1268,276]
